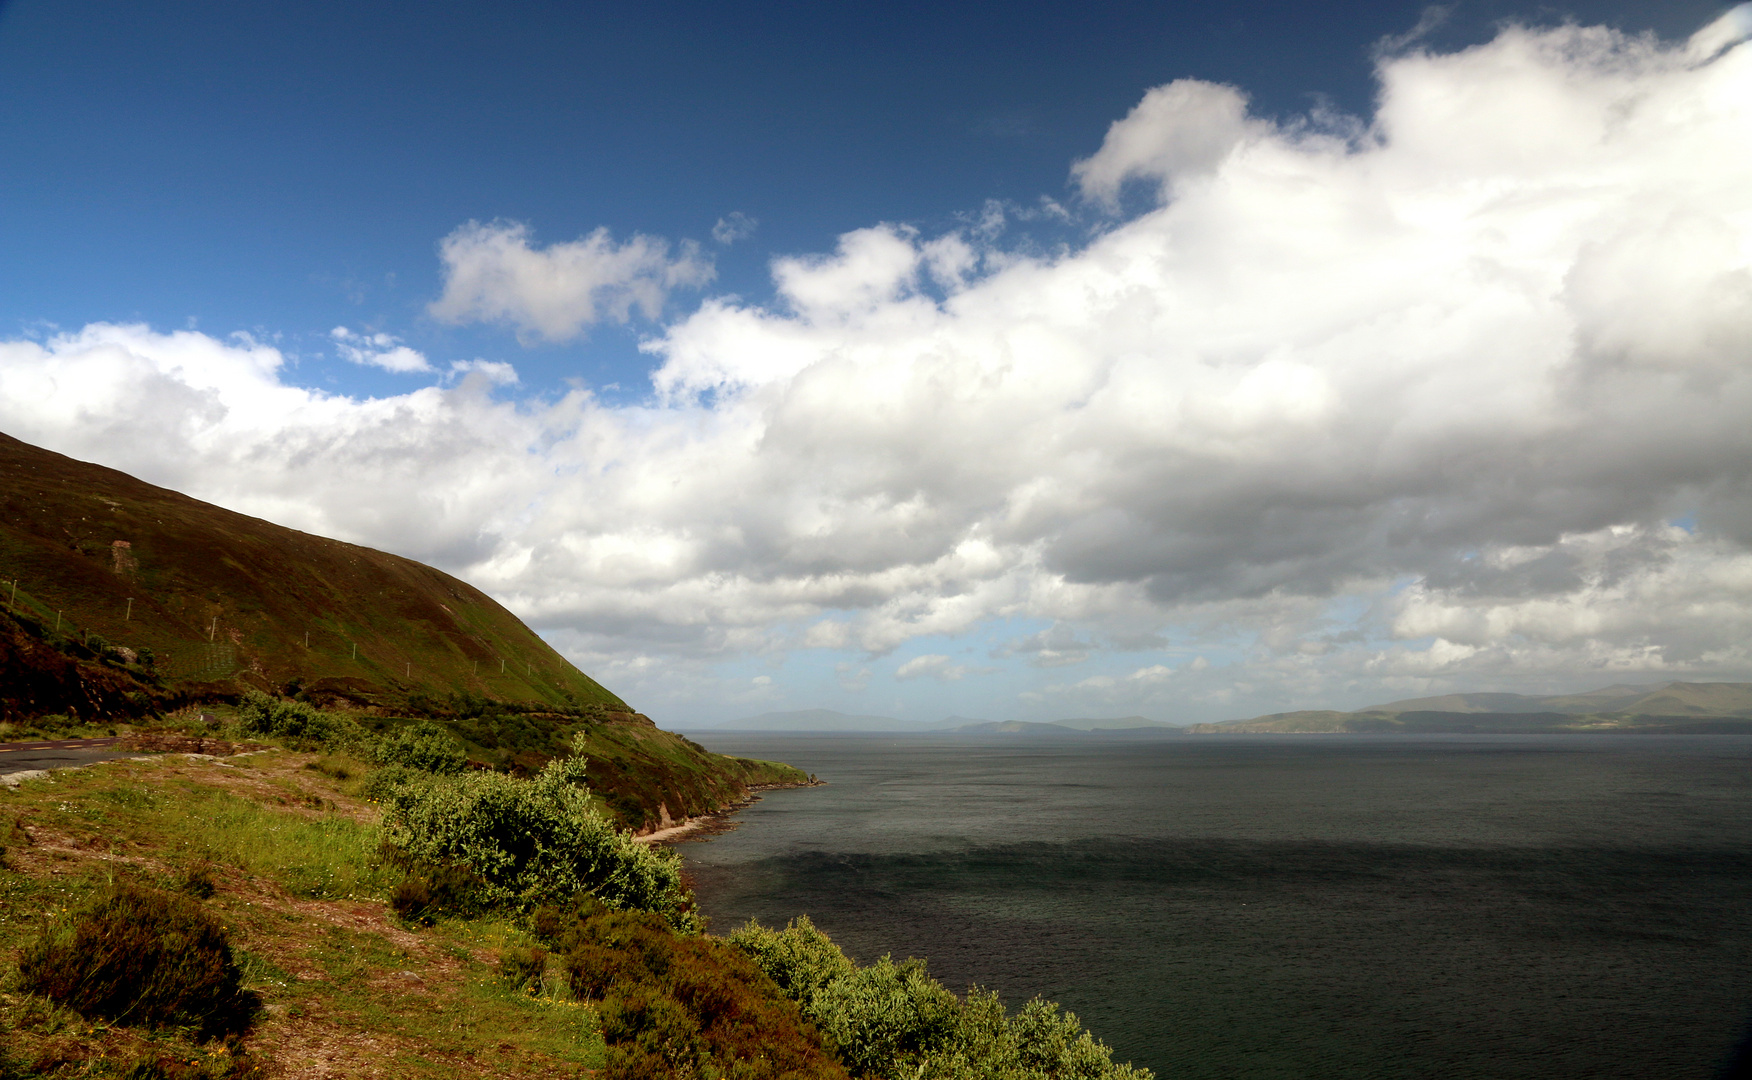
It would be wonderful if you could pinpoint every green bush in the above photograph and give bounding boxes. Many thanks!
[806,956,963,1077]
[726,915,854,1000]
[239,693,474,781]
[16,881,257,1038]
[378,720,467,775]
[363,763,421,800]
[379,736,698,928]
[237,690,358,748]
[729,918,1153,1080]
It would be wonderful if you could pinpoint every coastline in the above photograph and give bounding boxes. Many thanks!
[633,777,824,845]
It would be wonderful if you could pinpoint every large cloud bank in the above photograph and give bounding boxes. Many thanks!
[5,13,1752,716]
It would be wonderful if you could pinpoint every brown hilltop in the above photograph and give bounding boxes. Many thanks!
[0,430,622,718]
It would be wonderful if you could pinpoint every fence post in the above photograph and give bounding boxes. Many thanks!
[125,598,133,621]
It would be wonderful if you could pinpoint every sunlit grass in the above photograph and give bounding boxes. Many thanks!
[0,753,608,1078]
[13,759,391,900]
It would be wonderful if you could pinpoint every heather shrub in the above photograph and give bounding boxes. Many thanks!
[17,882,256,1038]
[498,945,548,993]
[380,735,698,928]
[385,855,488,925]
[536,900,847,1080]
[562,940,631,999]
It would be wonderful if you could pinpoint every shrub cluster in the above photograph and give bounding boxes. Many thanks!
[532,898,847,1080]
[377,719,468,774]
[17,881,257,1039]
[237,690,368,750]
[238,691,466,775]
[378,736,698,928]
[238,693,683,925]
[730,917,1154,1080]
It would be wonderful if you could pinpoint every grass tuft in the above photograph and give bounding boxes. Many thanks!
[498,945,548,994]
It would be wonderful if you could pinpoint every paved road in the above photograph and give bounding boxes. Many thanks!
[0,737,131,776]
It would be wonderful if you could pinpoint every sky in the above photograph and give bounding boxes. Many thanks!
[3,0,1751,726]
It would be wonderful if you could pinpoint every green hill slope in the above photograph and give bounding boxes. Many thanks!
[0,431,618,715]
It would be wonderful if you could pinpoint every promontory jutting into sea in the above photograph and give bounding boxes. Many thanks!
[2,1,1751,1077]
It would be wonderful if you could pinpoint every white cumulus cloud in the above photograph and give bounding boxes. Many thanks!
[429,220,714,342]
[331,326,432,373]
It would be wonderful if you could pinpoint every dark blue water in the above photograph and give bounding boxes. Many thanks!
[677,734,1752,1080]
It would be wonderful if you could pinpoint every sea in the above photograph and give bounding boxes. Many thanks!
[676,733,1752,1080]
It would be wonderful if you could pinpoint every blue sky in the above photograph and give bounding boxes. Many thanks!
[2,0,1720,396]
[4,1,1751,724]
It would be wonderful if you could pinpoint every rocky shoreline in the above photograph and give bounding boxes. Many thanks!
[634,776,826,845]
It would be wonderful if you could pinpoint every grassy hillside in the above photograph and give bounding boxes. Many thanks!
[0,431,618,716]
[0,742,1147,1079]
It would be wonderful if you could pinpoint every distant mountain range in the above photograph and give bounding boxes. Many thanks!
[1188,681,1752,734]
[701,682,1752,736]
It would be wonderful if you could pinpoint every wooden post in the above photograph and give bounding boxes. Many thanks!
[209,617,217,642]
[351,642,357,660]
[501,658,505,673]
[7,580,15,609]
[125,598,133,621]
[406,662,411,679]
[55,611,61,631]
[304,631,309,648]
